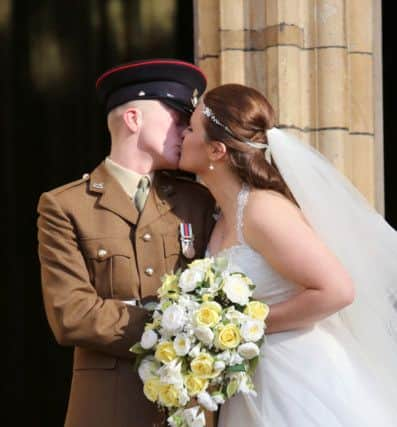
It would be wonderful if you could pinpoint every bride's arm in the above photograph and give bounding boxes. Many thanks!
[244,190,355,334]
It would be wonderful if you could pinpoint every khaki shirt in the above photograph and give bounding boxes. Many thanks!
[104,156,153,199]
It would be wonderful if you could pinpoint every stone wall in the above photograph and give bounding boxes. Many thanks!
[194,0,382,207]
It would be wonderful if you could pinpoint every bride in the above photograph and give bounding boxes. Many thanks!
[179,83,397,426]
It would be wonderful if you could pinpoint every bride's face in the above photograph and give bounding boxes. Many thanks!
[179,103,211,174]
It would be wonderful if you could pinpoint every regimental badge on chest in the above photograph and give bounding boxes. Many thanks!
[179,223,195,259]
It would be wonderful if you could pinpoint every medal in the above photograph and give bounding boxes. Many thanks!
[180,223,195,259]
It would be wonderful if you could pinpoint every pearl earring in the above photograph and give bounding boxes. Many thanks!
[209,164,215,171]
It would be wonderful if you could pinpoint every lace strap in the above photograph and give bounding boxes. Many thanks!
[236,183,250,244]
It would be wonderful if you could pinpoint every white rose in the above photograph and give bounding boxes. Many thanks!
[140,329,158,349]
[213,360,226,372]
[225,306,247,323]
[138,356,160,382]
[179,268,205,292]
[158,328,173,340]
[189,343,201,358]
[152,310,162,320]
[229,352,244,365]
[197,391,218,412]
[167,414,179,427]
[167,409,184,427]
[161,304,186,333]
[238,342,260,359]
[182,406,206,427]
[178,295,200,311]
[179,387,190,406]
[240,319,264,342]
[237,373,257,396]
[212,392,226,405]
[182,406,198,424]
[216,350,231,364]
[190,414,206,427]
[158,359,184,388]
[189,258,212,273]
[227,372,257,396]
[173,333,191,356]
[222,275,252,305]
[194,326,214,347]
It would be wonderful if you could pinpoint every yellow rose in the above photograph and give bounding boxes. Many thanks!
[184,373,208,396]
[155,341,177,363]
[191,353,214,378]
[244,301,270,321]
[143,377,160,402]
[215,324,241,350]
[202,301,222,313]
[158,274,179,298]
[158,383,180,407]
[195,304,220,327]
[144,319,161,331]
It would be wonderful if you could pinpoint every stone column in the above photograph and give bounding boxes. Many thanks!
[194,0,382,208]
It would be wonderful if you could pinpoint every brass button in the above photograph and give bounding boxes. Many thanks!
[97,248,107,259]
[142,233,152,242]
[82,173,89,180]
[145,267,154,276]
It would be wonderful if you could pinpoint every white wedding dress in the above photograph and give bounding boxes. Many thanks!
[210,185,396,427]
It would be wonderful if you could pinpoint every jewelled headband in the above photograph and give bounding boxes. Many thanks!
[202,103,272,163]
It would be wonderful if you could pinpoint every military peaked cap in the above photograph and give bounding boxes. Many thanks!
[96,58,207,114]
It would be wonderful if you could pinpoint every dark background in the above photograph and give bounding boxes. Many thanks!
[2,1,194,425]
[2,1,396,426]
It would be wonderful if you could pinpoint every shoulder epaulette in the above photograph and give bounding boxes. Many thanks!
[49,173,90,196]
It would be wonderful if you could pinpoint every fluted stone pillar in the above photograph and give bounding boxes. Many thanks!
[194,0,383,209]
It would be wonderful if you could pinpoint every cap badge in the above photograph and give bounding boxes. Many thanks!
[180,223,195,259]
[138,91,146,97]
[191,88,199,108]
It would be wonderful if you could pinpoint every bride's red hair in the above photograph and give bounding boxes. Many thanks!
[203,84,296,203]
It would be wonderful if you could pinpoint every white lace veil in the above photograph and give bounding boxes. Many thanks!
[267,127,397,402]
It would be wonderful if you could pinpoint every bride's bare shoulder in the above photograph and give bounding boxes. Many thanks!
[246,188,306,225]
[243,188,313,255]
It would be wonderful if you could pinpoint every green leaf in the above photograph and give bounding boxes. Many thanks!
[247,356,259,375]
[161,300,173,311]
[129,342,147,355]
[131,353,146,371]
[226,363,246,373]
[226,379,239,398]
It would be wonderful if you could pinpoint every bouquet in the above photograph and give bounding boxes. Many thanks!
[130,256,269,427]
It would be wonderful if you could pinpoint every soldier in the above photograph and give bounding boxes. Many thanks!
[37,59,216,427]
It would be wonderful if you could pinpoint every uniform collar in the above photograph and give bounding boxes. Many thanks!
[88,162,176,226]
[104,157,153,198]
[89,161,139,224]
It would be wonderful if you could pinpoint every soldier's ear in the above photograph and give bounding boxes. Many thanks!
[123,107,142,133]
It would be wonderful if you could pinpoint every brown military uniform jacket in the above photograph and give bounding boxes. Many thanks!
[37,161,217,427]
